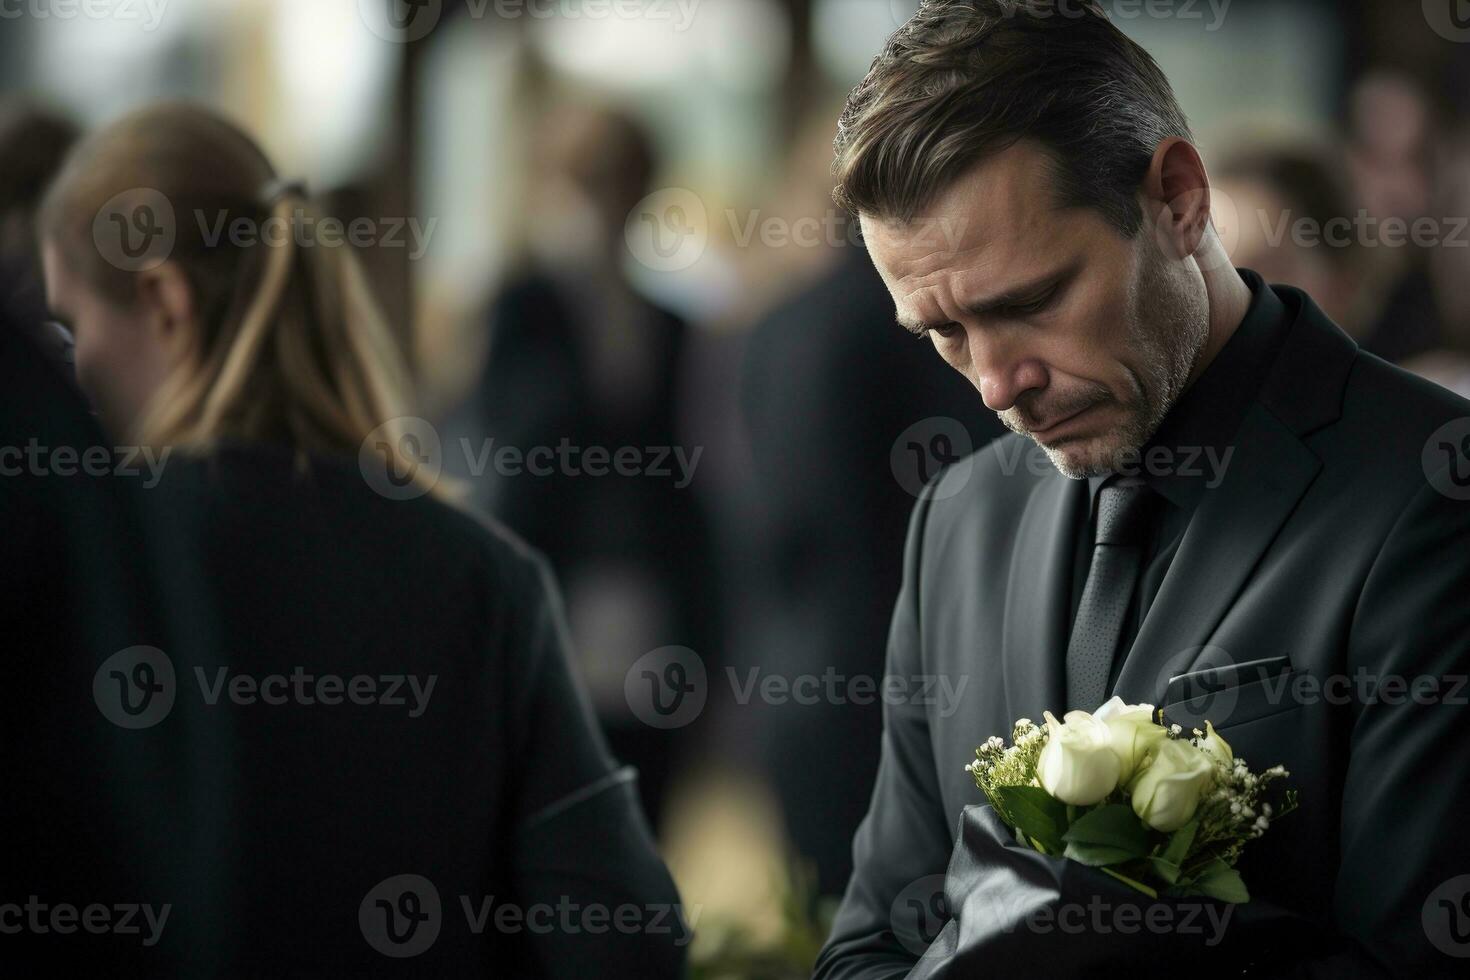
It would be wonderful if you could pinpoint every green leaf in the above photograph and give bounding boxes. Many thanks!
[1147,856,1182,884]
[1191,860,1250,904]
[1064,840,1141,867]
[1062,804,1151,861]
[993,785,1066,854]
[1161,819,1198,867]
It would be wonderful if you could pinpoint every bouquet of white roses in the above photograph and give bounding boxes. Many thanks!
[966,697,1296,903]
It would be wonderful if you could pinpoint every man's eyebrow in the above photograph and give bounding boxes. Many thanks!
[960,265,1075,318]
[895,310,931,336]
[895,264,1076,336]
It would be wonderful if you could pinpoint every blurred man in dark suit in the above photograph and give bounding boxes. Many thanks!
[0,101,78,367]
[740,240,1002,899]
[458,103,716,829]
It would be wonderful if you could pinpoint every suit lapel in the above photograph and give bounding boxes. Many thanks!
[1110,285,1360,705]
[1001,467,1086,721]
[1112,399,1323,707]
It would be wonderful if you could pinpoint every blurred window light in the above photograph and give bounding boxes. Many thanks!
[1110,0,1340,152]
[270,0,397,185]
[814,0,912,89]
[30,0,195,122]
[418,20,524,313]
[532,0,788,94]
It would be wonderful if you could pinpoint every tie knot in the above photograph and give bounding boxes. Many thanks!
[1095,481,1155,546]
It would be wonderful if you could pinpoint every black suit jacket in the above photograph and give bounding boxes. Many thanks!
[2,311,686,976]
[140,447,688,977]
[814,281,1470,978]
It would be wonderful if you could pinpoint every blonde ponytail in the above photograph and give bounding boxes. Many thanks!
[41,105,427,487]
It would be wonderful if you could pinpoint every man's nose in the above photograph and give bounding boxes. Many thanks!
[975,350,1047,413]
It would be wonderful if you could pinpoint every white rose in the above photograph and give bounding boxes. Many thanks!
[1129,738,1215,832]
[1037,709,1122,806]
[1094,696,1167,784]
[1198,720,1233,767]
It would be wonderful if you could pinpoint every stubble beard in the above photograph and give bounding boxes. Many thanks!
[1035,250,1210,479]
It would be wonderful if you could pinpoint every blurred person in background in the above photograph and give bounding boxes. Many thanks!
[35,102,685,977]
[1341,70,1446,364]
[454,100,717,830]
[737,98,1004,901]
[0,100,78,365]
[1410,117,1470,399]
[1213,143,1365,334]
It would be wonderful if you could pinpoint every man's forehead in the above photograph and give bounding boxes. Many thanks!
[859,144,1064,272]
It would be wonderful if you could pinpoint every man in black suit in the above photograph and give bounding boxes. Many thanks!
[813,2,1470,977]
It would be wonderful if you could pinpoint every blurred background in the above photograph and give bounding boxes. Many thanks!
[4,0,1469,974]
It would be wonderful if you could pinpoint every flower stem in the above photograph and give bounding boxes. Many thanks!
[1100,867,1158,899]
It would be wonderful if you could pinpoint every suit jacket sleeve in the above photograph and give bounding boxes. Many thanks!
[813,477,960,980]
[1335,464,1470,976]
[505,552,689,979]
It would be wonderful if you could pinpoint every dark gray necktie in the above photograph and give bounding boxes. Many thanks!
[1065,480,1156,712]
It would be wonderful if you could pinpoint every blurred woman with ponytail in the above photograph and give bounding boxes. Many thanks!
[40,104,419,475]
[37,104,685,979]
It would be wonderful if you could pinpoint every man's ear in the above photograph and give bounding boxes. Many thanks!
[1142,137,1212,261]
[134,261,198,361]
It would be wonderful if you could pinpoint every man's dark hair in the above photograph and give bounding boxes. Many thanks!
[833,0,1194,237]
